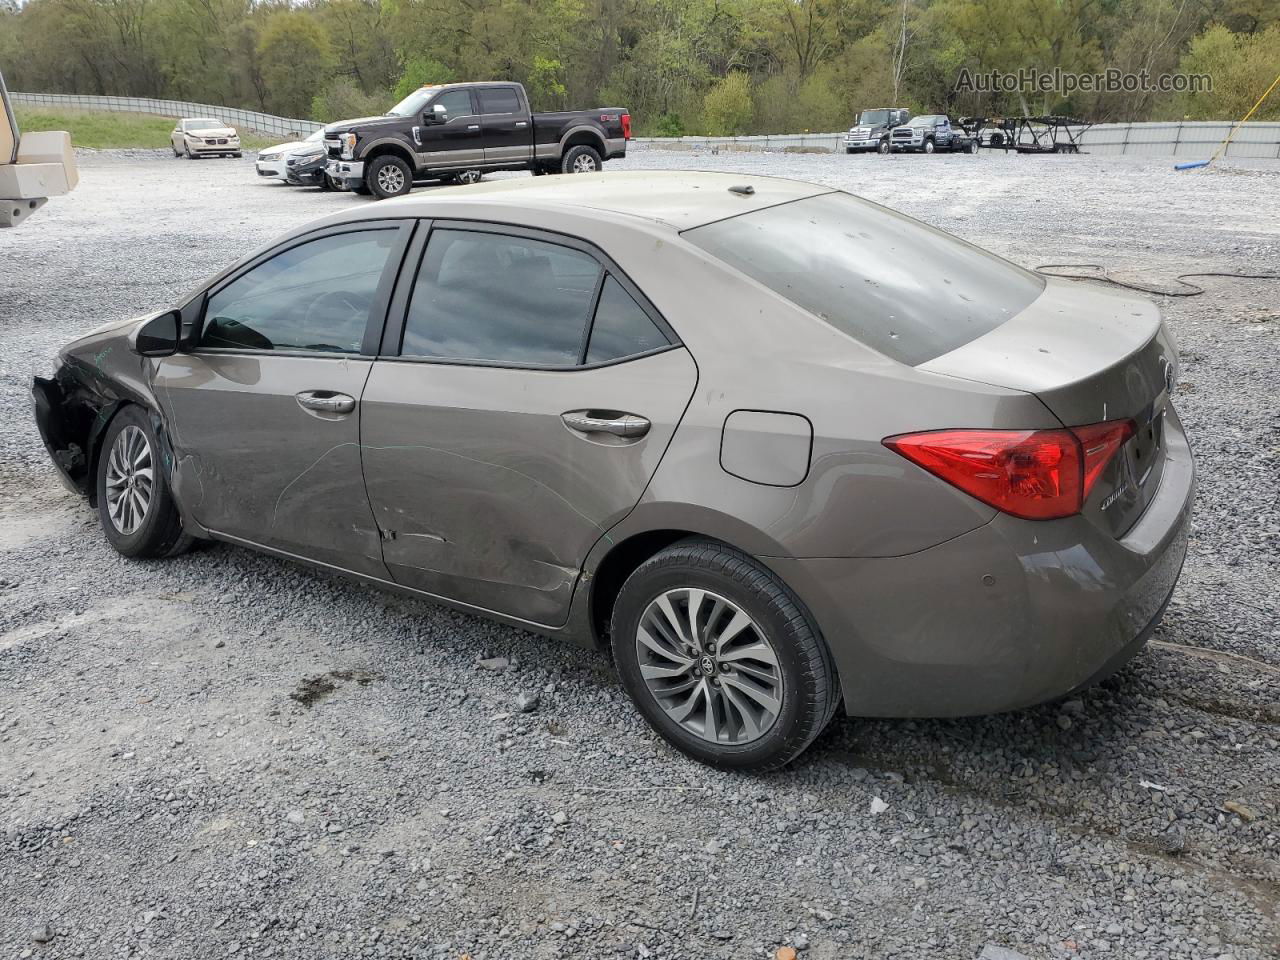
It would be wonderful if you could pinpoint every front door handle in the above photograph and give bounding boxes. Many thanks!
[467,124,481,131]
[296,390,356,415]
[561,411,650,438]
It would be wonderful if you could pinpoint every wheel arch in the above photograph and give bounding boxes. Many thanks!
[560,127,606,155]
[363,141,416,169]
[583,508,794,648]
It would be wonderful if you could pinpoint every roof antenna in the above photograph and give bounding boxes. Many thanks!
[728,184,755,196]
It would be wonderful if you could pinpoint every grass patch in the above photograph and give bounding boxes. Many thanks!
[12,107,275,151]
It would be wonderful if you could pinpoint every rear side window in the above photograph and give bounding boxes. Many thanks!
[402,229,601,364]
[478,87,522,115]
[586,276,670,363]
[201,230,396,353]
[684,192,1045,365]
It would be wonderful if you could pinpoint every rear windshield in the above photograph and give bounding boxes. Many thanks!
[683,192,1045,365]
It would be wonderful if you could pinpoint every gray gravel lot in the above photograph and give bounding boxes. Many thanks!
[1,148,1278,960]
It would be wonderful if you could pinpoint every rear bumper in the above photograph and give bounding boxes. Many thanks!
[766,407,1196,717]
[604,137,627,160]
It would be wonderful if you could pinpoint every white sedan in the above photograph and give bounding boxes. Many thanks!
[170,118,241,159]
[255,129,323,180]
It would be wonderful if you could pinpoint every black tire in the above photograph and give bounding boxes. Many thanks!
[877,138,890,155]
[611,539,839,772]
[232,152,243,159]
[365,154,413,200]
[561,144,602,174]
[923,137,935,154]
[321,173,338,191]
[95,406,192,559]
[845,148,855,155]
[966,139,979,154]
[186,147,198,159]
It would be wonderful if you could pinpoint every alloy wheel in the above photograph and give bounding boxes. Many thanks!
[571,154,598,173]
[104,425,154,536]
[457,169,482,184]
[635,588,783,744]
[377,165,406,194]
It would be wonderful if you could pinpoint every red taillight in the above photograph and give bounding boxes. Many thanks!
[883,419,1135,520]
[621,113,632,140]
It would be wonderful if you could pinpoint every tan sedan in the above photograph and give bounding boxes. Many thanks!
[171,117,241,159]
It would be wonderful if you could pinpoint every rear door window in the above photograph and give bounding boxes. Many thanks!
[684,192,1044,365]
[402,228,601,365]
[478,87,522,116]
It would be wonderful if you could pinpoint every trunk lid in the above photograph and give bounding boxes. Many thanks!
[919,279,1178,537]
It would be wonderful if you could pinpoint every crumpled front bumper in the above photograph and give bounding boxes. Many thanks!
[32,375,91,495]
[325,159,364,187]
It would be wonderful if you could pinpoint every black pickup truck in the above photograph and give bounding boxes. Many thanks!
[325,81,631,199]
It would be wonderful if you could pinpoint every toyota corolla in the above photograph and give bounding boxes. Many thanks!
[32,172,1194,770]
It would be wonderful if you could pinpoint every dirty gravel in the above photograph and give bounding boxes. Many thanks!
[1,148,1278,960]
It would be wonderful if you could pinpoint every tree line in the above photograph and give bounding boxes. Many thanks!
[2,0,1277,136]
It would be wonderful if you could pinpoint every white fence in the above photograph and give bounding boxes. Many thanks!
[9,92,322,139]
[636,120,1280,159]
[11,91,1280,159]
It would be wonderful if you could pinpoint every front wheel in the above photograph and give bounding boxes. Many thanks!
[877,138,890,155]
[96,406,191,559]
[611,539,839,771]
[562,144,602,174]
[454,169,483,185]
[366,155,413,200]
[923,138,936,154]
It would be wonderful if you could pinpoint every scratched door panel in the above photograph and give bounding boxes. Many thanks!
[153,353,389,577]
[360,349,698,626]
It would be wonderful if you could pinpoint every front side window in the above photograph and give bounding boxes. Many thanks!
[685,192,1045,366]
[402,229,602,365]
[201,230,397,354]
[478,87,522,116]
[431,89,475,121]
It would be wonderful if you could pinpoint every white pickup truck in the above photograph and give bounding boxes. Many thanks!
[1,73,78,227]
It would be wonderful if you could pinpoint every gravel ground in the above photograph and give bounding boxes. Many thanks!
[1,148,1278,960]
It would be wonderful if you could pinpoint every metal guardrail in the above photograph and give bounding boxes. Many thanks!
[11,93,1280,159]
[635,121,1280,158]
[9,92,322,140]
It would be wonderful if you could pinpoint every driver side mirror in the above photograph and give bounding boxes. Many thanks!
[423,103,448,124]
[131,309,181,357]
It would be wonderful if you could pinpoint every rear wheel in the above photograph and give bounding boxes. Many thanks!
[455,169,483,185]
[562,144,602,174]
[366,155,412,200]
[96,406,191,559]
[966,139,979,154]
[611,539,839,771]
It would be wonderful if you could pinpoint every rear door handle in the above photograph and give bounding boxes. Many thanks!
[296,390,355,415]
[467,124,480,131]
[515,121,528,128]
[561,411,650,438]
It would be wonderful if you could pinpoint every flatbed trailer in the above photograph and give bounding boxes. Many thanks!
[958,115,1092,154]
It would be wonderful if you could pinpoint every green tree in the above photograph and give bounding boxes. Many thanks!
[258,12,333,117]
[703,71,752,135]
[392,56,456,101]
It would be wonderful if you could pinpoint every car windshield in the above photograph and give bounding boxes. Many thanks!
[387,86,442,118]
[683,192,1045,366]
[858,110,890,126]
[184,119,221,130]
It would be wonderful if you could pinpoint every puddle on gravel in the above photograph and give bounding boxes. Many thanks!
[289,669,382,708]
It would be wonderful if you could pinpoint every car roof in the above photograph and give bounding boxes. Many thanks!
[323,171,835,233]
